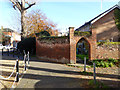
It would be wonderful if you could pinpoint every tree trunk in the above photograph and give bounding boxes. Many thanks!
[21,0,25,40]
[21,10,25,40]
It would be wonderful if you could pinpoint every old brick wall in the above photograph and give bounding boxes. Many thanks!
[36,26,119,64]
[36,39,70,63]
[96,45,120,59]
[92,9,120,42]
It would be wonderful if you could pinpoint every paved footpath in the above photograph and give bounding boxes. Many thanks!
[15,57,88,89]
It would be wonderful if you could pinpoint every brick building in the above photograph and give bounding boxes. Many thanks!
[1,27,21,47]
[76,5,120,42]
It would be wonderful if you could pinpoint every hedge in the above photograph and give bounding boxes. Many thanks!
[17,37,36,54]
[74,31,91,37]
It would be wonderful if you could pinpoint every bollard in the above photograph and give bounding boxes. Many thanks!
[27,51,29,65]
[16,59,19,82]
[2,48,3,55]
[84,57,86,72]
[13,48,14,57]
[23,50,25,60]
[18,53,19,59]
[24,56,27,71]
[23,50,26,55]
[93,63,96,84]
[7,49,9,56]
[17,50,20,59]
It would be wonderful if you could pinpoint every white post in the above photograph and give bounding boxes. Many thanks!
[16,59,19,82]
[93,62,96,84]
[27,51,29,65]
[84,57,86,72]
[23,50,26,59]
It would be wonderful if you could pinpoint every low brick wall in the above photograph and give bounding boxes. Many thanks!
[96,44,120,59]
[36,40,70,63]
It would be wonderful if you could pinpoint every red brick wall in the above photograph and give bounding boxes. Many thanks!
[36,40,70,63]
[36,27,120,64]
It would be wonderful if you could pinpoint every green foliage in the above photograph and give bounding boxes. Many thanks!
[114,8,120,31]
[106,42,120,45]
[17,37,36,54]
[38,36,69,44]
[96,61,101,67]
[74,31,91,37]
[76,54,89,60]
[92,59,118,68]
[39,36,68,40]
[88,80,109,88]
[104,62,109,68]
[108,58,118,63]
[97,41,120,46]
[97,42,105,46]
[109,62,114,67]
[35,31,50,37]
[101,61,105,67]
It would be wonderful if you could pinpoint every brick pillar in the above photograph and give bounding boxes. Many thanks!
[69,27,74,40]
[69,27,76,64]
[90,29,97,60]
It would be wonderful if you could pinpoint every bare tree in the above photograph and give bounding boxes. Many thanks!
[10,0,35,40]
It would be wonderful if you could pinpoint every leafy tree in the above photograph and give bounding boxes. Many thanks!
[24,10,58,37]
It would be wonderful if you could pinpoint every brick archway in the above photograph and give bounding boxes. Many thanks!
[76,37,90,63]
[69,27,97,64]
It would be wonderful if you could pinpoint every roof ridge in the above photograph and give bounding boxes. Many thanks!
[76,4,120,31]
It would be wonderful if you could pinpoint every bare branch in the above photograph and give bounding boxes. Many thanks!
[24,2,35,10]
[10,0,22,12]
[13,4,16,10]
[10,0,16,8]
[16,1,22,11]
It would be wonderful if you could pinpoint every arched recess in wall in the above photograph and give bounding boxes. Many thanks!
[76,37,90,63]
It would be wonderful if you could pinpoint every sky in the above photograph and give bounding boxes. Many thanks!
[0,0,119,33]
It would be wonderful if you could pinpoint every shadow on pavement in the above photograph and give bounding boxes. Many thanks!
[28,66,119,79]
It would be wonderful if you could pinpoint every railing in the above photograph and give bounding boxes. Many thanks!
[0,50,30,88]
